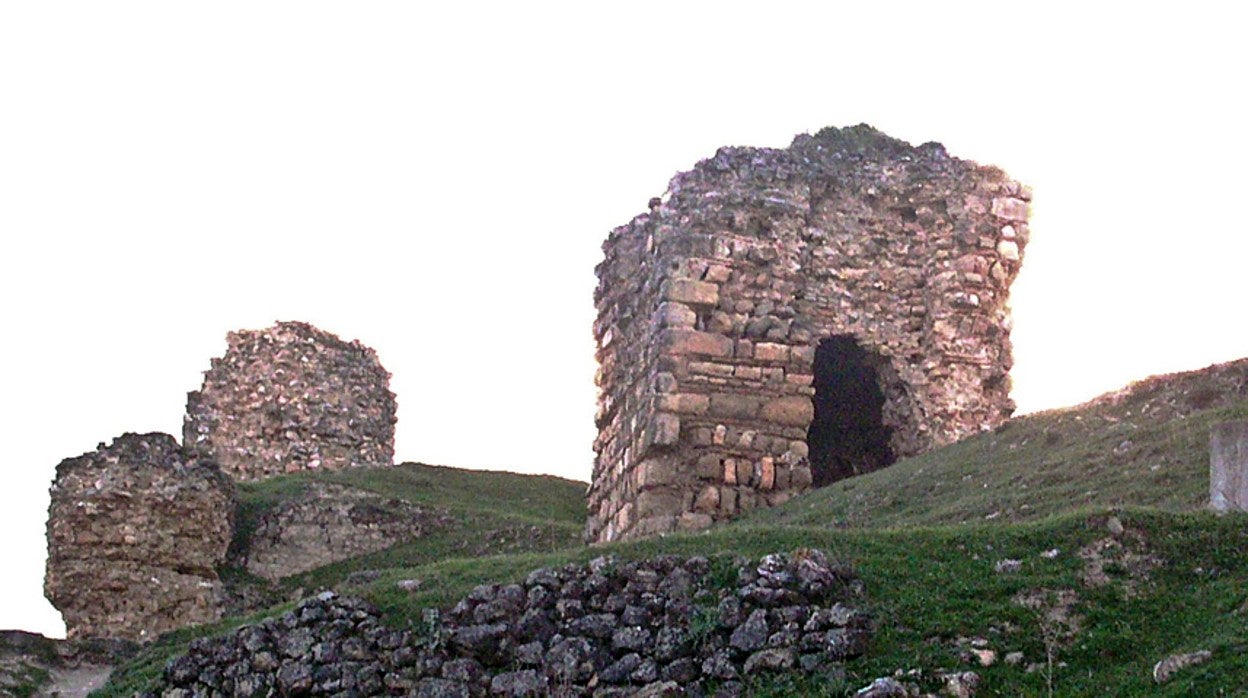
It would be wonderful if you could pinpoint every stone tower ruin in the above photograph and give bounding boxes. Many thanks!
[184,321,397,481]
[588,125,1030,542]
[45,433,234,640]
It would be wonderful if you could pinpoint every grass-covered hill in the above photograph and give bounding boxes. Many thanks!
[97,359,1248,696]
[225,461,588,605]
[747,358,1248,529]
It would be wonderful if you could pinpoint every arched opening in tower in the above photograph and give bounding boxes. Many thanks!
[807,335,896,486]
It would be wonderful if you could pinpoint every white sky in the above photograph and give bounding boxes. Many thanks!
[1,2,1243,638]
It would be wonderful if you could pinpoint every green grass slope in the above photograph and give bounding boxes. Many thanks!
[227,462,589,597]
[96,462,589,696]
[97,359,1248,696]
[746,359,1248,530]
[103,509,1248,696]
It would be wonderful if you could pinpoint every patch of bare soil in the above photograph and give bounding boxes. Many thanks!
[1013,516,1165,659]
[39,664,112,697]
[1077,535,1162,596]
[1013,588,1083,643]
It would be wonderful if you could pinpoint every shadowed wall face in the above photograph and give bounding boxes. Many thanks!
[588,125,1030,543]
[808,336,896,487]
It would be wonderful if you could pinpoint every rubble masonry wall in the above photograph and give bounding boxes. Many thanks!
[45,433,235,641]
[184,321,397,481]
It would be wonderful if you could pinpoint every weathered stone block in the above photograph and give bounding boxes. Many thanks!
[655,372,679,393]
[788,440,809,459]
[655,302,698,328]
[754,342,790,362]
[696,454,722,480]
[650,413,681,447]
[659,329,735,358]
[736,460,753,487]
[693,485,721,513]
[738,490,757,511]
[709,394,763,420]
[614,503,633,534]
[1211,420,1248,512]
[785,373,814,386]
[996,240,1021,262]
[775,464,792,489]
[991,197,1030,221]
[631,515,678,538]
[767,490,794,507]
[677,512,714,531]
[989,261,1009,284]
[704,264,732,283]
[760,396,815,427]
[689,361,736,377]
[663,279,720,306]
[635,490,682,521]
[734,365,763,380]
[791,466,813,489]
[658,393,711,415]
[759,457,776,490]
[791,345,817,366]
[708,311,735,333]
[637,457,681,488]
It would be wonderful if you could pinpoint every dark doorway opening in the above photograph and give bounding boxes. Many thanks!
[807,336,896,486]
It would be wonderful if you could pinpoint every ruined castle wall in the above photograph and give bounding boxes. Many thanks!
[184,322,397,481]
[241,483,452,581]
[45,433,235,641]
[588,126,1030,542]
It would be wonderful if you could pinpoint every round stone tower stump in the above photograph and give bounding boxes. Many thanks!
[588,125,1031,542]
[44,433,235,641]
[184,321,397,482]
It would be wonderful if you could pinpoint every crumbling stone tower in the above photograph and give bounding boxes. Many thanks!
[45,433,234,640]
[588,125,1030,542]
[184,321,397,481]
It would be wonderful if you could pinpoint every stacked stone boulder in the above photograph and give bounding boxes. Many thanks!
[242,482,454,581]
[589,124,1030,542]
[147,549,870,697]
[184,321,397,481]
[44,433,234,641]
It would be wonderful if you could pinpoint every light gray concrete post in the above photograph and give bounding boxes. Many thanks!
[1210,420,1248,512]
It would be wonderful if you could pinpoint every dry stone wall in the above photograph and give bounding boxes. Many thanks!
[589,125,1030,542]
[241,482,453,581]
[44,433,235,641]
[184,321,397,481]
[144,549,868,697]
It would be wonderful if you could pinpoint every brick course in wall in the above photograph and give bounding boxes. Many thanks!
[588,125,1030,542]
[184,322,397,482]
